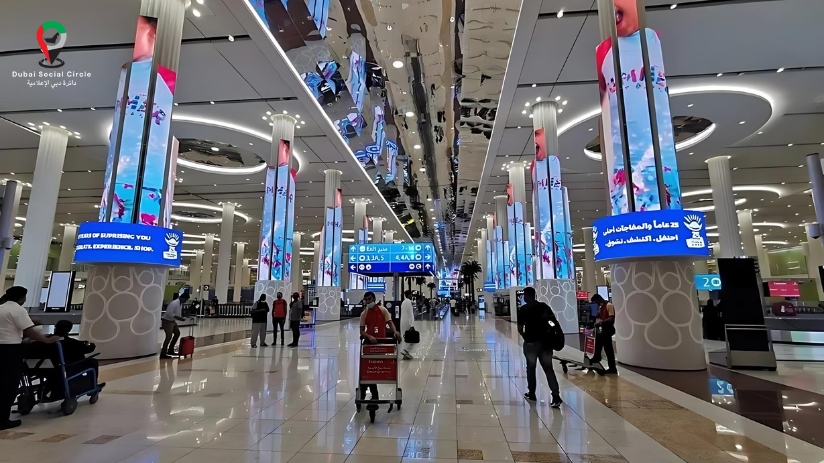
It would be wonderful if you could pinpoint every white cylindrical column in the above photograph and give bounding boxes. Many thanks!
[215,203,235,303]
[189,250,203,297]
[806,228,824,300]
[242,258,251,286]
[707,156,743,258]
[486,215,495,239]
[139,0,186,72]
[494,195,508,238]
[371,217,384,244]
[201,234,215,298]
[270,115,296,164]
[738,210,758,258]
[353,198,369,240]
[755,235,771,278]
[383,230,395,243]
[582,227,597,295]
[531,101,559,155]
[232,242,245,302]
[311,241,320,283]
[0,181,23,283]
[596,267,606,286]
[508,162,527,203]
[15,127,69,307]
[292,233,303,294]
[57,224,78,271]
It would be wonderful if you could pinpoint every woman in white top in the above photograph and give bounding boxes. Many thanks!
[0,286,59,430]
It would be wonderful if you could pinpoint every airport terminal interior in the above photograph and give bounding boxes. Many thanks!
[1,0,824,462]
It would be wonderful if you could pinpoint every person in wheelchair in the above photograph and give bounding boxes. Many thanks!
[42,320,105,401]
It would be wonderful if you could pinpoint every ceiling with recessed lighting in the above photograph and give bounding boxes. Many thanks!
[0,0,414,271]
[463,0,824,261]
[1,0,823,279]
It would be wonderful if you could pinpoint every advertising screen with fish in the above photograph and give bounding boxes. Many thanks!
[549,156,571,279]
[596,0,681,215]
[110,58,152,222]
[270,140,290,281]
[531,129,555,280]
[494,227,505,290]
[137,65,176,226]
[100,65,127,221]
[258,166,276,280]
[332,189,343,287]
[110,15,157,223]
[283,168,296,282]
[162,137,178,228]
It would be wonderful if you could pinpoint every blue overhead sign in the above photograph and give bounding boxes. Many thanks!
[695,274,722,291]
[593,210,710,262]
[348,242,436,275]
[74,221,183,267]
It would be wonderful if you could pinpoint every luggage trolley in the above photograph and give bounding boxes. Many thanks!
[355,338,402,423]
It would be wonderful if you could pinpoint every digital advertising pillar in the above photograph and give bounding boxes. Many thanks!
[76,15,183,360]
[592,0,708,370]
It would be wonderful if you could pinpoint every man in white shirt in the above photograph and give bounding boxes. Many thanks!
[400,290,415,360]
[161,293,189,358]
[0,286,59,430]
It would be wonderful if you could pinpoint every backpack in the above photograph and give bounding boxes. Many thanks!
[540,303,565,351]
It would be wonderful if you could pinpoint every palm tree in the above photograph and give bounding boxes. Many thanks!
[427,282,436,299]
[415,277,426,295]
[460,260,482,302]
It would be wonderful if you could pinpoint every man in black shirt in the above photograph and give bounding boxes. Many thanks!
[517,287,562,408]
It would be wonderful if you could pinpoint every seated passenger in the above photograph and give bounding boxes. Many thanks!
[43,320,105,400]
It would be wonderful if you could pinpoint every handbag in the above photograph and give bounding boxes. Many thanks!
[404,327,420,344]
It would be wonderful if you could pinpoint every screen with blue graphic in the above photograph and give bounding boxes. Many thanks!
[74,221,183,267]
[593,210,709,262]
[709,378,735,396]
[695,274,722,291]
[348,243,436,275]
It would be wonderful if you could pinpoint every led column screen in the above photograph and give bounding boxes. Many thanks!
[270,140,290,280]
[283,168,296,282]
[259,166,276,279]
[532,129,554,279]
[100,65,127,220]
[596,0,681,214]
[138,65,176,226]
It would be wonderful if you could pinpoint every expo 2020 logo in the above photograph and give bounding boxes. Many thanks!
[37,21,67,68]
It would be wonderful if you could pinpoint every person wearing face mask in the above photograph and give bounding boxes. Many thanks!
[358,292,401,400]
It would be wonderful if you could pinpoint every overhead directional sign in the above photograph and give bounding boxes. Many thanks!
[348,242,437,275]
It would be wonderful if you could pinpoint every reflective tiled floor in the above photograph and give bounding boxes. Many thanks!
[3,314,823,463]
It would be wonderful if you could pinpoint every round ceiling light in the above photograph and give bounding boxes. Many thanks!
[583,116,716,161]
[406,111,415,118]
[171,202,252,224]
[393,60,404,69]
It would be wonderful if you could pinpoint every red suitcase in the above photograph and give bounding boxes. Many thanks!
[178,322,195,357]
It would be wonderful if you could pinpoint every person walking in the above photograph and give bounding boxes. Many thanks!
[287,293,303,347]
[400,290,416,360]
[272,292,288,346]
[589,294,617,374]
[250,294,269,348]
[161,292,189,358]
[517,286,562,408]
[0,286,59,430]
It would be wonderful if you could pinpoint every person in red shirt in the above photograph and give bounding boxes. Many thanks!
[359,292,400,400]
[272,292,288,346]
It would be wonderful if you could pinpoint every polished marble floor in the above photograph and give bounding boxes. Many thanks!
[3,314,824,463]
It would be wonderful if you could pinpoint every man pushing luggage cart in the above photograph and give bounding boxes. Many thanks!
[355,292,402,423]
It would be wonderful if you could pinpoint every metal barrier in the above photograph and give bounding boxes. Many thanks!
[215,303,253,317]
